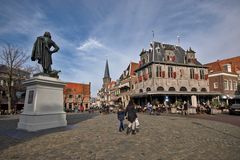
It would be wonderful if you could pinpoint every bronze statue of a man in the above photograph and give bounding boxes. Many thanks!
[31,32,59,74]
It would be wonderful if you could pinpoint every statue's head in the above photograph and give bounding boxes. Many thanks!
[43,32,51,39]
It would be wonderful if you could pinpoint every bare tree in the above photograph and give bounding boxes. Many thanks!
[0,44,29,114]
[24,63,42,76]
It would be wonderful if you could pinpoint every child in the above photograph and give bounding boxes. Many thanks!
[117,106,125,132]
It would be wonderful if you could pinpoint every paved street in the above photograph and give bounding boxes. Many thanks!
[0,113,240,160]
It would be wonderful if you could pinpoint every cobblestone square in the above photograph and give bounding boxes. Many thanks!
[0,113,240,160]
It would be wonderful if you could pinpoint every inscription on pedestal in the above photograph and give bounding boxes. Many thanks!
[28,90,34,104]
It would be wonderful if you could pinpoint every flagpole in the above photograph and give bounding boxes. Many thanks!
[152,30,155,62]
[152,30,154,41]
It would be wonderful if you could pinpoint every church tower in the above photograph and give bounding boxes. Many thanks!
[103,60,111,89]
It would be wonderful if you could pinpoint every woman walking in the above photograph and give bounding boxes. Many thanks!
[125,100,138,135]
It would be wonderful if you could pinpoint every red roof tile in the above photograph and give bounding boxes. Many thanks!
[64,82,90,95]
[130,62,139,76]
[205,56,240,73]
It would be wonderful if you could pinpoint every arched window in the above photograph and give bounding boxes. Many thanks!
[139,89,143,93]
[157,86,164,91]
[201,88,207,92]
[191,88,197,92]
[180,87,187,92]
[146,87,151,92]
[169,87,175,91]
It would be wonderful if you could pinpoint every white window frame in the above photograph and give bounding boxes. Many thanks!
[233,81,237,90]
[224,80,228,90]
[213,82,218,89]
[229,80,232,90]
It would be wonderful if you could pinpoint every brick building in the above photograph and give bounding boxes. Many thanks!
[107,81,117,105]
[205,56,240,105]
[64,82,91,111]
[115,62,139,107]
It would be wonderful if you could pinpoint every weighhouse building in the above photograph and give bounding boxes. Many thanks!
[132,41,215,107]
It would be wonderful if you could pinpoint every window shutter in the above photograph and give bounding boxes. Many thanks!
[138,61,142,67]
[195,74,199,80]
[172,56,176,61]
[173,72,176,79]
[138,76,142,82]
[162,71,165,78]
[205,74,208,80]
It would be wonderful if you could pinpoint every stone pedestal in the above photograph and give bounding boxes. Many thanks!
[17,75,67,131]
[191,95,197,107]
[188,107,197,114]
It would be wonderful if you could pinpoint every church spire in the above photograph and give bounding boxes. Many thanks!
[104,59,110,78]
[103,59,111,89]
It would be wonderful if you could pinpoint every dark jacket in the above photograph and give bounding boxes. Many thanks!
[125,105,137,123]
[31,36,59,71]
[117,110,125,121]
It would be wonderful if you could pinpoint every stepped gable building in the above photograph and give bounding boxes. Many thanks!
[115,62,139,107]
[204,56,240,104]
[132,41,218,107]
[64,82,91,112]
[107,81,117,105]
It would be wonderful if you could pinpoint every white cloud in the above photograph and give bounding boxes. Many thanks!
[181,1,240,64]
[76,38,105,52]
[1,0,240,97]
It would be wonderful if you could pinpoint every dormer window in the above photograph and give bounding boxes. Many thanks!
[165,49,175,62]
[223,64,231,72]
[156,46,160,53]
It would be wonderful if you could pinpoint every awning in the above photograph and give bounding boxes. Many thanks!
[118,82,130,88]
[131,91,221,98]
[221,94,240,99]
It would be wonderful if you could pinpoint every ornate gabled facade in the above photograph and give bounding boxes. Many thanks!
[132,41,218,107]
[107,81,118,105]
[115,62,139,107]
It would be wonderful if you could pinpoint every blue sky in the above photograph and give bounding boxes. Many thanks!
[0,0,240,96]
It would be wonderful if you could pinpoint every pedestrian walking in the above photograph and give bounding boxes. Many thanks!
[125,100,138,135]
[183,101,188,115]
[117,106,125,132]
[79,103,84,112]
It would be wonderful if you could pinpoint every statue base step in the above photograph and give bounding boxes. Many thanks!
[18,113,67,131]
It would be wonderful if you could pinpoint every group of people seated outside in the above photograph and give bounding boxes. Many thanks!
[133,101,227,115]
